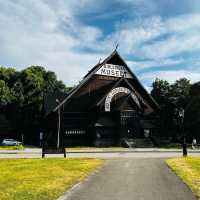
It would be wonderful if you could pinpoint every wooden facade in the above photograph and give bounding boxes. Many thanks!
[43,50,159,147]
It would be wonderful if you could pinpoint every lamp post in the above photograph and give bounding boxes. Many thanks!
[21,134,24,145]
[56,99,61,149]
[179,108,187,157]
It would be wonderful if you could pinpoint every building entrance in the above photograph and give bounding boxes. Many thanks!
[120,110,140,138]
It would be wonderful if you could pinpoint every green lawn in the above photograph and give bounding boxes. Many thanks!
[0,158,104,200]
[0,145,24,150]
[166,157,200,198]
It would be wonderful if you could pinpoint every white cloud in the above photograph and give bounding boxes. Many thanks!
[0,0,106,85]
[0,0,200,87]
[166,14,200,32]
[127,58,184,71]
[141,31,200,59]
[104,16,165,55]
[110,13,200,59]
[140,69,200,84]
[86,12,200,64]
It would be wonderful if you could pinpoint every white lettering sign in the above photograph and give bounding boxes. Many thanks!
[105,87,140,112]
[96,64,132,78]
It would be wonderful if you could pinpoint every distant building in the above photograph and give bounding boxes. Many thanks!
[185,82,200,141]
[43,50,159,147]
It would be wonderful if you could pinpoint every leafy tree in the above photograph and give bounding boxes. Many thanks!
[151,78,191,140]
[185,83,200,123]
[151,78,191,108]
[12,81,24,105]
[20,66,45,105]
[0,80,15,105]
[170,78,191,97]
[184,82,200,140]
[151,78,170,105]
[43,70,67,93]
[170,78,191,108]
[0,67,16,87]
[18,66,67,106]
[0,65,68,144]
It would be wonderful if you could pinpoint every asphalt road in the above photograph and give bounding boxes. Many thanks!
[59,158,197,200]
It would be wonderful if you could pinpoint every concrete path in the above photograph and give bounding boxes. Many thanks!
[0,148,200,159]
[0,151,200,159]
[1,148,200,154]
[60,158,197,200]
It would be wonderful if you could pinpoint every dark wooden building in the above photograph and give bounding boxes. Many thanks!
[43,50,159,147]
[185,82,200,141]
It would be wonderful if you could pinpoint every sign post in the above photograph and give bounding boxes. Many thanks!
[42,147,66,158]
[179,108,187,157]
[56,99,61,149]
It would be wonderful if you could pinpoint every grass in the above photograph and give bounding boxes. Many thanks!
[0,158,104,200]
[0,145,24,150]
[166,157,200,198]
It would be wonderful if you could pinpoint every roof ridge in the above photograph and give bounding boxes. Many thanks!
[115,51,160,109]
[53,49,159,112]
[53,50,118,112]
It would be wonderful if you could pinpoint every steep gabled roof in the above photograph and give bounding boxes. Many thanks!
[96,77,148,108]
[113,51,159,110]
[53,50,159,112]
[44,90,68,116]
[53,50,118,112]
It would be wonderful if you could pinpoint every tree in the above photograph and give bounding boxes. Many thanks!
[20,66,44,105]
[0,65,68,145]
[19,66,67,106]
[170,78,191,97]
[151,78,170,105]
[184,82,200,140]
[16,66,67,143]
[0,80,15,105]
[43,70,67,93]
[0,67,16,87]
[170,78,191,108]
[151,78,191,141]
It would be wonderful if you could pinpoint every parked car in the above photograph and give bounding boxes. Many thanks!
[1,139,22,146]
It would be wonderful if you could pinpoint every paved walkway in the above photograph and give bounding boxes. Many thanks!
[0,151,200,159]
[1,148,200,154]
[60,158,197,200]
[0,148,200,159]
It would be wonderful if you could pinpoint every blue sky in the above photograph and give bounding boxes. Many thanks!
[1,0,200,90]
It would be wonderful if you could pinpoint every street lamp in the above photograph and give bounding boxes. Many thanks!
[56,99,61,149]
[179,108,187,156]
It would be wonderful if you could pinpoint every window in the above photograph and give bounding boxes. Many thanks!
[65,130,86,135]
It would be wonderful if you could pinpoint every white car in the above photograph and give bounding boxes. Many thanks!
[1,139,22,146]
